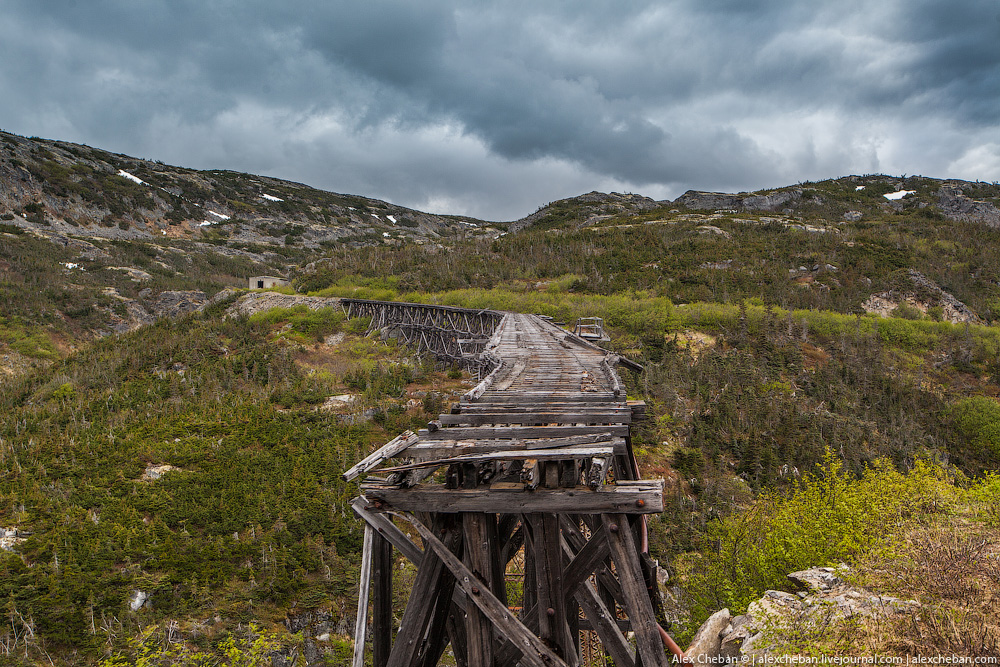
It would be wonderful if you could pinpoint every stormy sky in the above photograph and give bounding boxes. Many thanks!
[2,1,998,221]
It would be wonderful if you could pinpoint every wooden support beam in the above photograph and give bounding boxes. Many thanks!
[561,516,626,611]
[352,525,374,667]
[419,424,630,440]
[392,512,569,667]
[372,532,393,667]
[530,513,578,666]
[463,514,497,667]
[405,434,625,460]
[385,520,462,667]
[376,444,616,474]
[573,579,636,667]
[351,497,423,565]
[561,524,610,595]
[604,514,670,667]
[362,481,664,514]
[499,524,524,567]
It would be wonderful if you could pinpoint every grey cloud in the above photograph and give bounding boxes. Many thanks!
[0,0,998,220]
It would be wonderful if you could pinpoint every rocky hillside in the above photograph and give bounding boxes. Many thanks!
[509,190,661,232]
[0,130,498,249]
[674,174,1000,225]
[508,175,1000,233]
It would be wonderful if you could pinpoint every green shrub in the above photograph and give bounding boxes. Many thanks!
[672,452,954,642]
[949,396,1000,459]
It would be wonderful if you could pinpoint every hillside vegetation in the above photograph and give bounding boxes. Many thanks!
[2,129,1000,662]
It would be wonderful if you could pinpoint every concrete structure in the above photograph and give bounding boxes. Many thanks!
[249,276,289,289]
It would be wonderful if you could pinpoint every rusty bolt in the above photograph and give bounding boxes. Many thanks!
[608,523,619,533]
[471,586,480,595]
[636,499,645,508]
[546,607,556,617]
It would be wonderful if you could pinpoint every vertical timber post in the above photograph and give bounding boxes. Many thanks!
[372,531,393,667]
[353,524,375,667]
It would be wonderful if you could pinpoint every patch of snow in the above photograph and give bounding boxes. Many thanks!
[262,193,283,202]
[883,190,916,200]
[458,221,477,228]
[855,186,865,191]
[372,214,380,220]
[208,211,230,220]
[386,215,396,224]
[198,221,214,227]
[117,170,146,185]
[61,262,79,270]
[348,207,356,211]
[161,229,167,235]
[382,231,390,237]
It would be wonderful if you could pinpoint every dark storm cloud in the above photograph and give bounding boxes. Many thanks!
[1,0,997,219]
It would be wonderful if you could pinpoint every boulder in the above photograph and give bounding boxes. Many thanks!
[687,608,731,658]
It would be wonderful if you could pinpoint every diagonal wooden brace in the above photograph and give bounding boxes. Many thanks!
[391,511,569,667]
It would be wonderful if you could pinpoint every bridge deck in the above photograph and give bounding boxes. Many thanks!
[345,311,659,515]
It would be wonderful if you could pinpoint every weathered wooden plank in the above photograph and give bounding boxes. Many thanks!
[372,532,393,667]
[419,424,630,440]
[573,579,636,667]
[437,412,631,426]
[561,524,611,595]
[477,394,618,404]
[351,497,423,565]
[458,402,626,412]
[385,520,462,667]
[376,445,616,474]
[363,482,664,514]
[404,434,626,460]
[463,514,495,667]
[530,514,578,666]
[342,431,419,481]
[352,524,374,667]
[604,514,670,667]
[392,512,569,667]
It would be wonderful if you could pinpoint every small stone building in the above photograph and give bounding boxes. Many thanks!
[249,276,289,289]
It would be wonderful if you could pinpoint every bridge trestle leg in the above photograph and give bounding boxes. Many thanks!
[353,504,670,667]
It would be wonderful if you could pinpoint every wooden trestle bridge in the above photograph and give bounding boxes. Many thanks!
[343,300,681,667]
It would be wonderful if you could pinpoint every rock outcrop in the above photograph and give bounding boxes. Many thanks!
[687,566,918,661]
[224,291,340,318]
[938,185,1000,227]
[861,269,982,324]
[674,189,802,212]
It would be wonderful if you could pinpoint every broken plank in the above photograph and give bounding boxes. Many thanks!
[376,445,616,473]
[342,431,419,481]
